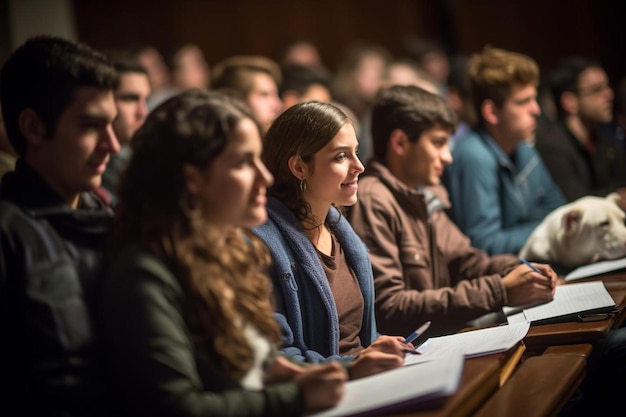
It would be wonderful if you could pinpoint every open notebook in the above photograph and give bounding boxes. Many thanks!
[308,354,464,417]
[505,281,616,325]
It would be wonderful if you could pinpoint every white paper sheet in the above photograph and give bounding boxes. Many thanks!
[403,321,530,366]
[308,354,464,417]
[506,281,616,325]
[565,257,626,281]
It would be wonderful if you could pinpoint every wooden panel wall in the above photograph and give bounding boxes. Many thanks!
[74,0,626,81]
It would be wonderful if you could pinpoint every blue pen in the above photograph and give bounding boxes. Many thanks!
[403,321,431,344]
[519,258,543,275]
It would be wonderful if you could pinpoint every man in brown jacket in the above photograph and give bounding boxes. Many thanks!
[348,85,557,337]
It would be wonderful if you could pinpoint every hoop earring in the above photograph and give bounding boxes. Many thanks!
[299,179,307,192]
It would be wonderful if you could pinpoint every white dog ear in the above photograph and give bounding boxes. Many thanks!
[606,192,621,206]
[562,209,583,235]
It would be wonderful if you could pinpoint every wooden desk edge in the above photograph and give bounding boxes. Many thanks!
[472,355,586,417]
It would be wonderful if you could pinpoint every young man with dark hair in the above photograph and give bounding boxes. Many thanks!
[279,63,332,109]
[535,56,626,205]
[0,35,120,416]
[101,49,150,205]
[348,84,557,337]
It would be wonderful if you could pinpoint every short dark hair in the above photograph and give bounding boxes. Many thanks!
[0,35,118,156]
[545,56,603,117]
[279,64,330,97]
[106,49,148,76]
[371,85,457,160]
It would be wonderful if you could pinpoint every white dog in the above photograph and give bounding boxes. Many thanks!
[519,193,626,270]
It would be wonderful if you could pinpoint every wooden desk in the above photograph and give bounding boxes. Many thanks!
[391,358,501,417]
[472,355,586,417]
[392,271,626,417]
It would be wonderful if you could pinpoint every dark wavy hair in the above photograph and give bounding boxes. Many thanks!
[263,101,350,228]
[113,89,280,378]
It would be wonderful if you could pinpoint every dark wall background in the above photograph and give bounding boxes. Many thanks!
[74,0,626,82]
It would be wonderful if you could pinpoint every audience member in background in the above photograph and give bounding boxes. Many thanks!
[279,63,332,109]
[212,56,283,134]
[100,90,346,416]
[534,57,626,206]
[443,46,566,255]
[101,50,151,205]
[136,45,176,111]
[166,43,210,92]
[0,35,120,417]
[348,85,557,337]
[403,36,450,96]
[278,39,324,69]
[446,54,476,150]
[251,101,407,378]
[381,59,439,94]
[332,42,392,164]
[0,104,17,180]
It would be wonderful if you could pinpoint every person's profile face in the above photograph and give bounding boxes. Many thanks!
[498,84,541,141]
[405,125,452,187]
[113,72,151,145]
[31,87,120,206]
[246,73,282,133]
[576,66,614,124]
[193,117,273,229]
[301,122,364,209]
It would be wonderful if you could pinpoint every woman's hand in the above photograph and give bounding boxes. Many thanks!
[349,335,406,379]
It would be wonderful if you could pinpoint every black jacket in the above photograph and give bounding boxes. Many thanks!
[535,119,626,201]
[0,159,115,417]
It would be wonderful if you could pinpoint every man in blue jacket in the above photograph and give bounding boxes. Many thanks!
[443,46,566,255]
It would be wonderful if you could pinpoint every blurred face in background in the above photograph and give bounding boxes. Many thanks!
[137,46,170,92]
[575,66,614,124]
[247,72,282,133]
[172,45,210,91]
[112,72,151,145]
[354,52,387,102]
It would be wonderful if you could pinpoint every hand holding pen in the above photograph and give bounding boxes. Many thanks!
[502,259,558,307]
[519,258,558,289]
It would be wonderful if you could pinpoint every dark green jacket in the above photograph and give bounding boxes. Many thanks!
[100,244,305,417]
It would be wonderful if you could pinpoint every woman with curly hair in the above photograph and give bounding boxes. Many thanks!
[99,89,346,416]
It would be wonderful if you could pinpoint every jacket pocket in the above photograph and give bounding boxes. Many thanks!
[399,245,432,288]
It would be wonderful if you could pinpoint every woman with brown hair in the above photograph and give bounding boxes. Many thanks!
[100,90,346,416]
[252,101,407,380]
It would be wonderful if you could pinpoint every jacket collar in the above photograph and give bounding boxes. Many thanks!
[364,159,451,210]
[0,158,106,213]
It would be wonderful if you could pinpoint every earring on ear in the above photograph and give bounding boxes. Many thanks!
[299,179,307,192]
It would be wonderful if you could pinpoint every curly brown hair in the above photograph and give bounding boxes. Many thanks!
[112,89,280,378]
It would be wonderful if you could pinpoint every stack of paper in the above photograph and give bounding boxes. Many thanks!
[308,354,464,417]
[506,281,616,325]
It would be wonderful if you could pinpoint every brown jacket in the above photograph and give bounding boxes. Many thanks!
[348,160,518,336]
